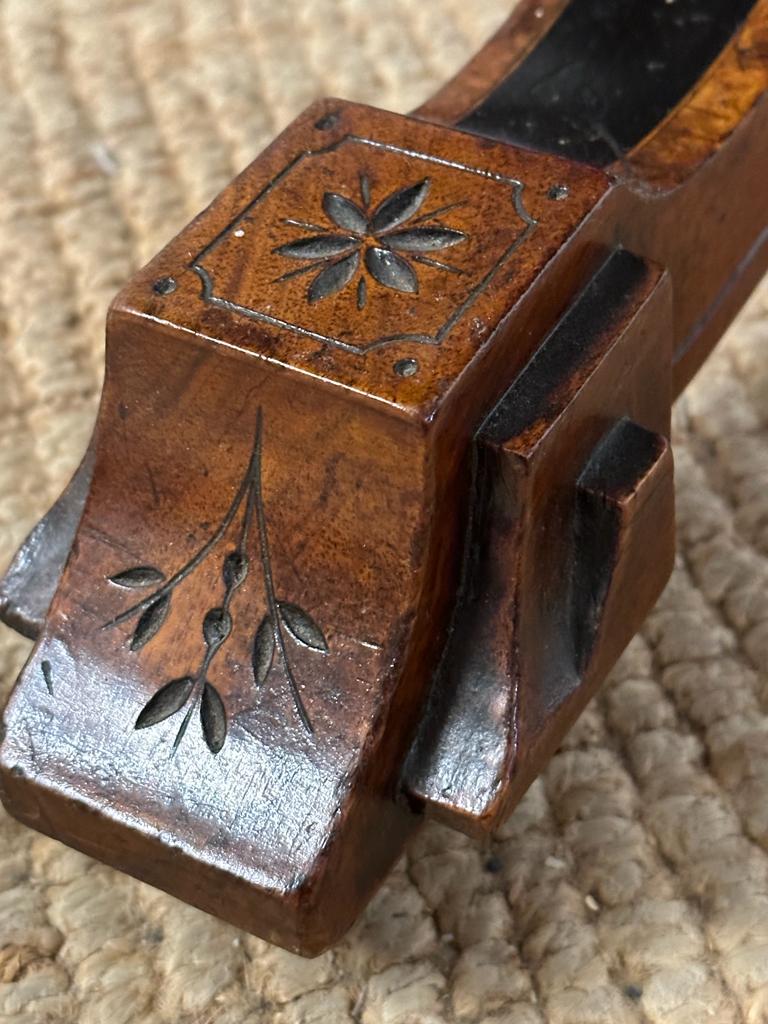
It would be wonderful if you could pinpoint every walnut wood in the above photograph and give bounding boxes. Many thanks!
[1,2,767,955]
[404,250,675,832]
[453,0,755,167]
[7,1,766,638]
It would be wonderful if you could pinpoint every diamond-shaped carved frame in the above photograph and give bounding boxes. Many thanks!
[191,135,537,355]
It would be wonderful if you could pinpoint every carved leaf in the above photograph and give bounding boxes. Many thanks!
[279,602,328,652]
[109,566,165,589]
[275,235,357,260]
[384,227,467,252]
[253,614,275,685]
[223,551,248,589]
[203,607,233,649]
[370,180,430,235]
[322,192,367,234]
[41,659,54,696]
[130,594,171,651]
[308,252,360,304]
[201,682,227,754]
[135,676,194,729]
[365,247,418,294]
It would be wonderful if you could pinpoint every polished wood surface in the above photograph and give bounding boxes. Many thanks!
[405,250,675,832]
[1,0,767,955]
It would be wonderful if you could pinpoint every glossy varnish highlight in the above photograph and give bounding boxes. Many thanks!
[1,0,767,955]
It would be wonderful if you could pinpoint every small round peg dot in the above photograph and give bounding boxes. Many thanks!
[314,112,340,131]
[394,358,419,378]
[153,276,177,295]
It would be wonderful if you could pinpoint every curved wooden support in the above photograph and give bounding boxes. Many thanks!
[420,0,768,390]
[405,250,675,833]
[1,3,767,954]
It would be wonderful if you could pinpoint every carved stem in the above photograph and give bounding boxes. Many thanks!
[172,449,259,751]
[103,420,263,630]
[251,409,313,734]
[172,704,195,752]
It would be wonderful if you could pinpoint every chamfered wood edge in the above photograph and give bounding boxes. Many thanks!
[403,251,675,837]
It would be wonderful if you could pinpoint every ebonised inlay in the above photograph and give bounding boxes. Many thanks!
[459,0,754,165]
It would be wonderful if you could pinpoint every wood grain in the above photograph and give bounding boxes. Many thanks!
[1,2,767,955]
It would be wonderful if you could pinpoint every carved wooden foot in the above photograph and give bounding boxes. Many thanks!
[1,1,767,954]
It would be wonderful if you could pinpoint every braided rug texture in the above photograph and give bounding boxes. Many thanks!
[0,1,767,1022]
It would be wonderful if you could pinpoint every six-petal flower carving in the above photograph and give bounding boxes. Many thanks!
[273,175,467,307]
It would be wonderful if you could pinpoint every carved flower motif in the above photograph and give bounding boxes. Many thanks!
[273,175,467,307]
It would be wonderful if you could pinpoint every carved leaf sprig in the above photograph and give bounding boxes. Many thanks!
[129,541,252,752]
[108,565,172,650]
[274,174,467,307]
[253,602,327,688]
[108,409,328,753]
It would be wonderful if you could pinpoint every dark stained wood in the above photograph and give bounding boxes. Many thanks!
[1,1,767,956]
[454,0,755,166]
[405,250,675,833]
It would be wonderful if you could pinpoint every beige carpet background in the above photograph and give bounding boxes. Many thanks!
[0,1,767,1022]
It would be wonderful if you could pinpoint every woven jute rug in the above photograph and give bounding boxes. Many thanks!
[1,2,767,1022]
